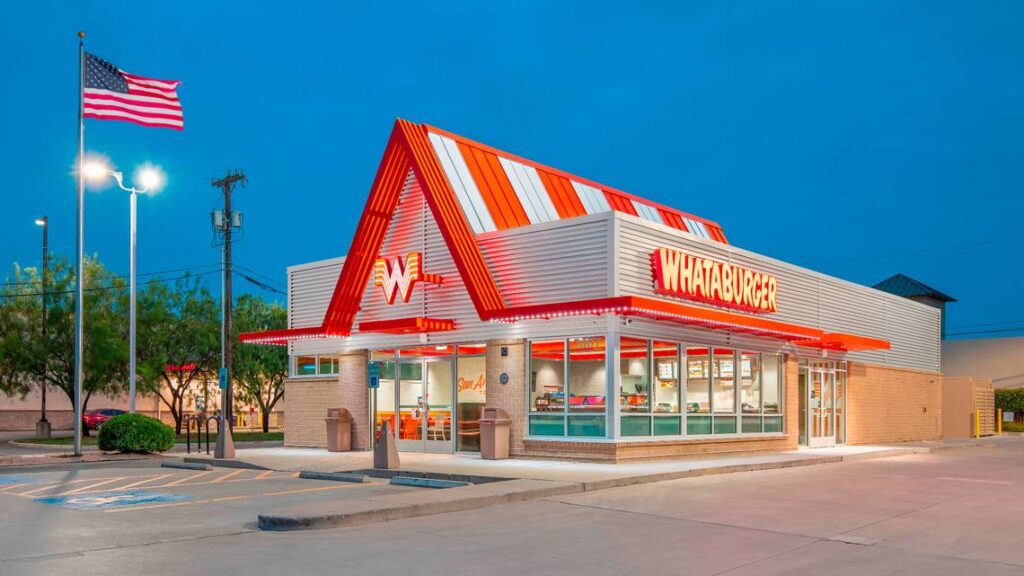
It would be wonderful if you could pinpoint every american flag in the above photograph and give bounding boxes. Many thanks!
[83,52,183,130]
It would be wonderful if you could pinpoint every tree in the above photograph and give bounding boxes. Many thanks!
[232,294,287,432]
[0,256,127,434]
[995,388,1024,424]
[135,276,219,434]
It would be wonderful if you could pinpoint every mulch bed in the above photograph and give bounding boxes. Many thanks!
[0,452,162,468]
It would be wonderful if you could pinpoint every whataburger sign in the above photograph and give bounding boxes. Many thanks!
[651,247,778,313]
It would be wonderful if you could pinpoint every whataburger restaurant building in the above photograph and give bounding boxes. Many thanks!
[241,119,944,461]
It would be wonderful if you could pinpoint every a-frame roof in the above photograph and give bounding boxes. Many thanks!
[239,119,889,353]
[873,273,956,303]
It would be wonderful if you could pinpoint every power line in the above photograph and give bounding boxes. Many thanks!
[0,269,221,299]
[947,319,1024,330]
[808,233,1024,268]
[233,264,286,290]
[236,271,285,295]
[1,262,222,287]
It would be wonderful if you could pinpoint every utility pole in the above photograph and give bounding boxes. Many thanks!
[211,170,246,459]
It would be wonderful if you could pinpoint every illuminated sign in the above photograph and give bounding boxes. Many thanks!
[374,252,442,304]
[651,248,778,313]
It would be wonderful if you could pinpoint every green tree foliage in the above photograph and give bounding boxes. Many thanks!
[995,388,1024,423]
[232,294,287,432]
[135,276,219,434]
[0,256,127,432]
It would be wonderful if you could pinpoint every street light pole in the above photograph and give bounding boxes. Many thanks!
[35,216,51,438]
[129,188,137,413]
[81,162,163,414]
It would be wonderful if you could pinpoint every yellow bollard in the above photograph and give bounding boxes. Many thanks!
[974,409,981,439]
[998,409,1003,436]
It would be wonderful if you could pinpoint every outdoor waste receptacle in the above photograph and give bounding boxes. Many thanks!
[479,406,511,460]
[325,408,353,452]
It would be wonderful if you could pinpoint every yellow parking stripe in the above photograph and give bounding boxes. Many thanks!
[102,482,362,513]
[13,475,133,496]
[211,470,245,483]
[54,478,127,496]
[164,470,214,486]
[254,471,273,480]
[116,474,172,491]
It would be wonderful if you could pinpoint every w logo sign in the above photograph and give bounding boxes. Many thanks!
[374,252,442,304]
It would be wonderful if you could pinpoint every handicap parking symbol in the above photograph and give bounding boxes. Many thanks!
[36,490,189,510]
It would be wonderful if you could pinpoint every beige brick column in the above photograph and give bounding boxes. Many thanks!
[486,339,526,456]
[282,350,370,450]
[784,354,800,448]
[338,350,370,450]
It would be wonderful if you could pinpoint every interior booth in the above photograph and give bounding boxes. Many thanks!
[242,119,944,461]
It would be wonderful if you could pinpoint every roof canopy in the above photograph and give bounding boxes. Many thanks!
[240,119,889,354]
[874,273,956,303]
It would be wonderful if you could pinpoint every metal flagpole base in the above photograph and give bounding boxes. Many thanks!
[35,419,52,439]
[214,422,235,459]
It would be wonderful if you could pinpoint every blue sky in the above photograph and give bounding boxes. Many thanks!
[1,1,1021,338]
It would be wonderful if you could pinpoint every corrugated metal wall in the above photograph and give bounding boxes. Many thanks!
[614,215,941,371]
[286,183,938,372]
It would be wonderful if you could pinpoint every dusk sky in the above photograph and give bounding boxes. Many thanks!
[2,1,1022,338]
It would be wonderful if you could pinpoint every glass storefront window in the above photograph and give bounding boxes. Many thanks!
[740,352,760,414]
[653,342,680,414]
[569,337,607,414]
[763,354,782,414]
[456,355,486,452]
[713,349,736,414]
[686,348,710,415]
[530,340,565,413]
[295,356,316,376]
[619,338,649,414]
[370,351,397,436]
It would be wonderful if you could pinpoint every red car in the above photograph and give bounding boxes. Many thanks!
[82,408,126,430]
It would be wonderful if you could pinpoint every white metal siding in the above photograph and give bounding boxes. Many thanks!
[428,132,496,234]
[571,181,611,214]
[613,214,941,371]
[498,157,559,224]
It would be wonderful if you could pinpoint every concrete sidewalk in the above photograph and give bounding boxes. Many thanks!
[208,438,996,531]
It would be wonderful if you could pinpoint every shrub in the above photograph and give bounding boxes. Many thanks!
[995,388,1024,423]
[97,414,176,453]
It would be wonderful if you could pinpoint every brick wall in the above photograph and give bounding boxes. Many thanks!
[486,339,526,456]
[283,350,370,449]
[846,363,942,444]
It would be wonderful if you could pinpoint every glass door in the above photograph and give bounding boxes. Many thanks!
[808,369,837,447]
[395,358,454,453]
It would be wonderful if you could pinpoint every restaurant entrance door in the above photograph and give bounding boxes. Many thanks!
[394,357,453,453]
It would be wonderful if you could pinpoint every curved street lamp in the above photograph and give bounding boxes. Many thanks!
[83,160,164,413]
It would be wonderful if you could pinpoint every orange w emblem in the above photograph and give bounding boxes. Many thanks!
[374,252,442,304]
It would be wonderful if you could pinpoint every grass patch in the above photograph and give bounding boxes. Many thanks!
[1003,422,1024,433]
[19,431,283,445]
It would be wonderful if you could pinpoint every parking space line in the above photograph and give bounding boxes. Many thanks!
[164,470,213,486]
[0,483,35,494]
[211,470,245,483]
[117,474,173,491]
[101,481,363,513]
[255,471,273,480]
[55,478,128,496]
[12,475,134,496]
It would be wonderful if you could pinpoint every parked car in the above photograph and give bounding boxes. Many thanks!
[82,408,126,430]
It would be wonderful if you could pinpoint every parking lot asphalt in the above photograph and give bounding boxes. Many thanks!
[0,463,418,564]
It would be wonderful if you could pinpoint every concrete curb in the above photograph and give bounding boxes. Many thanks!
[389,476,471,489]
[161,461,213,471]
[8,440,97,451]
[299,471,371,483]
[183,457,268,470]
[254,442,984,532]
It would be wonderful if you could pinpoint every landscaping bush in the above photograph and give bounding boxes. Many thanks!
[995,388,1024,423]
[97,414,176,453]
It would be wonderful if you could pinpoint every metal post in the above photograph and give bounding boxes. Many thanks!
[73,32,85,458]
[36,217,51,438]
[213,170,244,459]
[129,190,137,413]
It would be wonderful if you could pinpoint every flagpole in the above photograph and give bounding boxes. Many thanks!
[73,31,85,458]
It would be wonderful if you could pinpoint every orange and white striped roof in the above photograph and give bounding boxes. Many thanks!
[424,125,728,244]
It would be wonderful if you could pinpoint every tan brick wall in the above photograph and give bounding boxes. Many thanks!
[846,363,942,444]
[524,436,793,462]
[974,382,995,437]
[783,354,800,449]
[283,350,370,449]
[486,339,527,456]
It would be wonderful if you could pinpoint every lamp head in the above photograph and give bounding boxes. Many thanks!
[34,217,47,227]
[81,159,110,181]
[135,165,165,193]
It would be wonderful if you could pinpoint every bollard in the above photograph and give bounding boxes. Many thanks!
[974,409,980,439]
[374,422,400,469]
[998,409,1003,436]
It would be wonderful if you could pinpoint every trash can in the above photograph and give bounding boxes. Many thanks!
[325,408,353,452]
[479,406,511,460]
